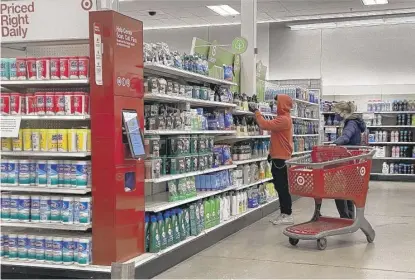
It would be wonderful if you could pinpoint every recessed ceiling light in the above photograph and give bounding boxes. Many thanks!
[207,5,240,16]
[362,0,388,5]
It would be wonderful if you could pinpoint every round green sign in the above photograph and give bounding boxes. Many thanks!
[232,37,248,54]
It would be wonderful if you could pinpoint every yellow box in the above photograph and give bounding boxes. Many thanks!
[87,129,91,152]
[57,129,68,152]
[1,138,12,151]
[67,129,77,152]
[46,129,58,151]
[31,129,40,151]
[12,130,23,151]
[22,128,32,151]
[39,129,47,152]
[76,129,88,152]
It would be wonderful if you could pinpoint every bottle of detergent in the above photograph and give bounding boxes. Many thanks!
[149,215,160,253]
[157,213,167,250]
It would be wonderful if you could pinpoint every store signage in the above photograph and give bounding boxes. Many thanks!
[1,0,96,43]
[0,116,21,138]
[232,37,248,54]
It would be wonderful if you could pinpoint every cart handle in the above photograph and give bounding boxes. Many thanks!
[286,146,376,168]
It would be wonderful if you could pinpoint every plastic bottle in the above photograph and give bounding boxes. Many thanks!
[382,162,389,174]
[209,198,216,227]
[171,209,181,245]
[215,197,220,226]
[204,199,211,229]
[177,208,186,241]
[145,214,150,252]
[149,215,160,253]
[183,207,191,237]
[157,213,167,250]
[389,163,394,174]
[163,211,173,247]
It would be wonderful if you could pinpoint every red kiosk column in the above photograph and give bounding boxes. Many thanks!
[89,11,145,265]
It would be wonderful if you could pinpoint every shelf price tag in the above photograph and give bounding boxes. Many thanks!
[362,113,375,120]
[325,127,338,134]
[0,116,21,138]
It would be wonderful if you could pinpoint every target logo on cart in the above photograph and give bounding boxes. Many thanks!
[296,176,305,186]
[360,167,366,177]
[116,76,131,87]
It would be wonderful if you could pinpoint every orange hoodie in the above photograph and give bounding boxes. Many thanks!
[255,94,293,160]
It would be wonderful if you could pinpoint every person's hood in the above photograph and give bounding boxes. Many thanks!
[277,94,293,115]
[346,114,366,133]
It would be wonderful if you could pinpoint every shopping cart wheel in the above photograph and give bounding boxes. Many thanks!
[366,234,375,243]
[317,238,327,250]
[289,238,299,246]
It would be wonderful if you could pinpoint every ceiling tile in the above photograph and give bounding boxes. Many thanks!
[180,17,210,25]
[257,12,273,21]
[258,1,288,12]
[202,16,232,24]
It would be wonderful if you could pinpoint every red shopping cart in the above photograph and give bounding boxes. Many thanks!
[284,146,376,250]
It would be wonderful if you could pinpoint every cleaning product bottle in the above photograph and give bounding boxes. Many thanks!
[198,202,204,232]
[382,162,389,174]
[231,192,237,216]
[157,213,167,250]
[184,207,191,237]
[177,208,186,241]
[204,199,211,229]
[163,211,173,247]
[145,214,150,252]
[171,209,181,244]
[210,198,216,227]
[189,204,198,236]
[219,195,224,223]
[215,196,220,226]
[149,215,160,253]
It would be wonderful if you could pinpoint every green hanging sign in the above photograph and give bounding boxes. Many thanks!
[232,37,248,54]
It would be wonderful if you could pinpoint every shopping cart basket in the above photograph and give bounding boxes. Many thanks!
[284,146,376,250]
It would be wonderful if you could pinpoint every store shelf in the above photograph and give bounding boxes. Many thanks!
[1,222,91,231]
[145,164,237,183]
[371,111,415,114]
[1,151,91,157]
[144,62,237,86]
[371,173,415,176]
[324,141,334,144]
[292,150,312,156]
[235,178,273,191]
[233,157,268,165]
[144,130,236,135]
[367,125,415,128]
[293,99,319,106]
[0,186,91,194]
[324,125,341,128]
[0,259,110,272]
[293,134,319,137]
[321,112,335,114]
[145,185,236,212]
[144,93,236,108]
[1,79,89,88]
[368,142,415,145]
[21,115,90,120]
[292,116,320,121]
[215,135,270,142]
[373,157,415,160]
[233,109,254,116]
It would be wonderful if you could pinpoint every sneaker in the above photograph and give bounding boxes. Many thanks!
[271,214,294,225]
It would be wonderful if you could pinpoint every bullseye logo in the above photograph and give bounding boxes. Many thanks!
[360,167,366,176]
[81,0,93,11]
[296,176,305,186]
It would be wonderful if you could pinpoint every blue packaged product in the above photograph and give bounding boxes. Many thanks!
[36,160,47,186]
[30,195,40,222]
[70,164,77,187]
[73,238,79,263]
[9,58,16,80]
[9,195,19,220]
[35,236,45,260]
[1,233,8,257]
[50,196,61,222]
[222,146,232,165]
[52,237,63,263]
[78,197,91,224]
[62,237,74,264]
[77,238,90,265]
[8,234,17,259]
[18,160,30,186]
[1,161,7,184]
[17,234,28,259]
[7,160,18,185]
[1,58,10,80]
[29,161,36,186]
[58,162,65,187]
[61,197,74,224]
[63,161,72,187]
[44,237,53,262]
[223,65,233,81]
[75,161,88,188]
[27,235,37,261]
[47,160,59,187]
[18,195,30,222]
[1,193,11,220]
[73,198,80,223]
[39,196,51,222]
[224,112,233,130]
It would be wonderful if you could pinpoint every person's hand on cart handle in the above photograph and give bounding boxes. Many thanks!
[248,103,258,113]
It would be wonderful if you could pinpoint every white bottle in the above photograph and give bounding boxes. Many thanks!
[392,146,396,158]
[389,163,394,174]
[375,131,379,142]
[396,146,400,158]
[382,131,387,142]
[382,162,389,174]
[231,192,237,216]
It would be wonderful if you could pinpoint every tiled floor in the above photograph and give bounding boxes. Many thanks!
[156,181,415,279]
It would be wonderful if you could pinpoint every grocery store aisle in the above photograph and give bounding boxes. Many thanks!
[156,181,415,279]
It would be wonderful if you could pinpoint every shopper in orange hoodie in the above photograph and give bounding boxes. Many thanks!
[249,94,294,225]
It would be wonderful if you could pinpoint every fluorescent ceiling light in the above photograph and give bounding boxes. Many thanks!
[362,0,388,5]
[207,5,240,16]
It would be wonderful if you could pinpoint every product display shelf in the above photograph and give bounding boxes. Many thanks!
[20,115,90,120]
[144,130,236,136]
[292,116,320,121]
[370,111,415,114]
[0,186,91,194]
[145,185,236,212]
[1,151,91,157]
[367,125,415,128]
[293,134,319,137]
[0,79,89,89]
[233,110,277,118]
[233,157,268,165]
[374,157,415,160]
[215,135,270,143]
[293,98,319,106]
[144,93,236,108]
[0,221,91,231]
[292,150,312,156]
[235,178,273,191]
[143,62,237,86]
[0,259,110,273]
[144,165,237,183]
[369,142,415,145]
[371,173,415,176]
[324,125,341,128]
